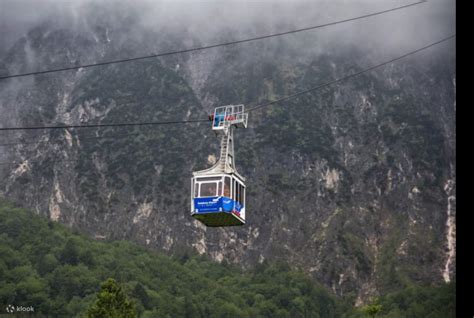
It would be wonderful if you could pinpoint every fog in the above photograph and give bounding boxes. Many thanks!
[0,0,455,58]
[0,0,456,163]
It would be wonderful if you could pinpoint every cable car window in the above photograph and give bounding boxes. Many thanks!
[236,183,240,204]
[236,183,239,203]
[236,182,240,203]
[194,183,199,198]
[241,186,245,205]
[200,182,217,197]
[239,184,242,204]
[218,181,222,196]
[224,177,231,197]
[196,177,222,182]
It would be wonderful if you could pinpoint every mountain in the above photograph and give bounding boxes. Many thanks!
[0,198,343,317]
[0,2,456,304]
[0,198,456,317]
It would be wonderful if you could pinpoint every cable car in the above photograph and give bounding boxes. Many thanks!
[191,105,248,227]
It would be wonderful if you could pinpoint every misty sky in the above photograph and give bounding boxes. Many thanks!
[0,0,455,58]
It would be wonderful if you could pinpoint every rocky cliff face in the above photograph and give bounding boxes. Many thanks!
[0,3,455,303]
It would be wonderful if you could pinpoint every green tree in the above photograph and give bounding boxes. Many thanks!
[361,298,382,318]
[132,282,150,309]
[59,238,80,265]
[87,278,136,318]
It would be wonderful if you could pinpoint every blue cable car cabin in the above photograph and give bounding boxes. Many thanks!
[191,173,246,227]
[191,104,248,227]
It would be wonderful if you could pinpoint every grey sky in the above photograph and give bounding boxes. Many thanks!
[0,0,455,58]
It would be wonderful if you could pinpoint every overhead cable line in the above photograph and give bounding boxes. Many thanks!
[0,119,208,132]
[247,34,455,112]
[0,132,141,147]
[0,144,182,166]
[0,1,426,81]
[0,34,454,133]
[0,159,77,166]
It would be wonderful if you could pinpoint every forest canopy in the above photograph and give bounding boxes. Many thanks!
[0,198,454,317]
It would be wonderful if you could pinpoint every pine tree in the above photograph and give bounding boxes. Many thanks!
[87,278,136,318]
[361,298,383,318]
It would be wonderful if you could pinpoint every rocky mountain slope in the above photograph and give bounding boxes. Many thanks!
[0,2,455,303]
